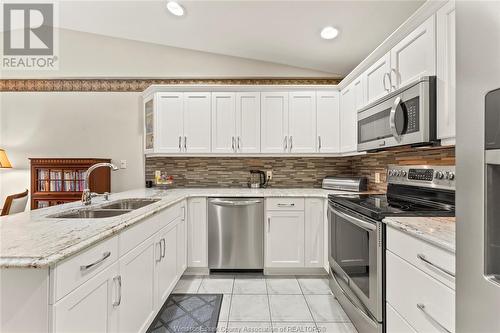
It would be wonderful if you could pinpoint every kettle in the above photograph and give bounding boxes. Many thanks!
[249,170,267,188]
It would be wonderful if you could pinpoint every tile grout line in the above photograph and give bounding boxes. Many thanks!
[265,276,274,332]
[296,276,321,333]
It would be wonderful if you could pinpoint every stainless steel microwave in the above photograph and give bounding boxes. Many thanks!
[357,76,437,152]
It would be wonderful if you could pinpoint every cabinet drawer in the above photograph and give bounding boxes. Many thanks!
[387,226,455,289]
[120,203,182,256]
[387,251,455,333]
[266,198,304,211]
[386,302,417,333]
[53,235,119,302]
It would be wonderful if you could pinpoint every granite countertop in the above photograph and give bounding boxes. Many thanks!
[383,216,456,253]
[0,187,361,269]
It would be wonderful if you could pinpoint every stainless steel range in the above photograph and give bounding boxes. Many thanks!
[327,165,456,333]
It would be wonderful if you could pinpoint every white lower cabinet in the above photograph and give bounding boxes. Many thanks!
[265,210,305,267]
[386,302,417,333]
[52,262,119,333]
[177,203,187,273]
[118,235,157,333]
[187,197,208,268]
[304,198,324,267]
[156,221,179,308]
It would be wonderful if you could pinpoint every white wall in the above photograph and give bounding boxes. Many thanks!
[0,92,144,207]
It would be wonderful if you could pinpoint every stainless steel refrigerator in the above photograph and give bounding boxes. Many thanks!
[456,2,500,332]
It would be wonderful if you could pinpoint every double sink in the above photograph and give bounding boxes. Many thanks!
[49,198,161,219]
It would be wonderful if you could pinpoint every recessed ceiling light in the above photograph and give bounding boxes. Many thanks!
[166,1,185,16]
[320,26,339,40]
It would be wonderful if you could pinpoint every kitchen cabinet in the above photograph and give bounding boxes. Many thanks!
[53,262,119,333]
[436,1,456,145]
[304,198,324,267]
[155,221,179,309]
[390,16,436,89]
[386,302,417,333]
[211,93,236,153]
[288,92,317,153]
[177,203,187,273]
[236,92,261,153]
[156,92,184,153]
[184,93,211,153]
[353,76,366,110]
[118,236,157,333]
[316,91,340,153]
[261,92,289,153]
[364,52,391,105]
[265,200,305,267]
[340,83,358,153]
[187,197,208,268]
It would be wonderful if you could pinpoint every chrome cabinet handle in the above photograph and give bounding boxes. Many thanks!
[178,136,182,151]
[232,136,235,151]
[383,73,391,92]
[267,217,270,233]
[284,136,288,151]
[416,303,451,333]
[237,136,241,150]
[417,254,455,278]
[112,275,122,307]
[277,203,295,207]
[181,206,186,221]
[318,136,322,150]
[390,68,398,90]
[184,136,187,150]
[156,242,162,262]
[161,238,166,259]
[80,251,111,271]
[289,136,293,151]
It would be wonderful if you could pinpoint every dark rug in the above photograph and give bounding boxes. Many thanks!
[147,294,223,333]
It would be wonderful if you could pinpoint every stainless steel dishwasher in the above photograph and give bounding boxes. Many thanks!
[208,198,264,270]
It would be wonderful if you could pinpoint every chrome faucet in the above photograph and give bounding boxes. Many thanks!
[81,162,119,205]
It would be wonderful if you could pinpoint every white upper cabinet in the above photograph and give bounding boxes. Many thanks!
[340,83,358,153]
[353,76,366,110]
[436,1,456,144]
[364,52,391,105]
[184,93,211,153]
[316,91,340,153]
[289,92,317,153]
[261,92,289,153]
[236,92,261,154]
[211,93,236,153]
[156,93,184,153]
[390,16,436,89]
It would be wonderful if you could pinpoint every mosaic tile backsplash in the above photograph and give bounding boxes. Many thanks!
[145,146,455,191]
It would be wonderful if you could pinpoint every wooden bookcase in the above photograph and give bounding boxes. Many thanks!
[30,158,111,210]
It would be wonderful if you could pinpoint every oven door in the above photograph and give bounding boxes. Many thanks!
[357,76,434,152]
[327,203,384,323]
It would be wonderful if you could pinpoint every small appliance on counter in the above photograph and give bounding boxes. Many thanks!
[248,170,268,188]
[322,176,367,192]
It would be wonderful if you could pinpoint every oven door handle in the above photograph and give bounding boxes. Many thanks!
[329,205,376,231]
[330,268,379,325]
[389,96,403,142]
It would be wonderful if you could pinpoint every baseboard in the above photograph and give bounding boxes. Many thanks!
[263,267,328,275]
[184,267,210,275]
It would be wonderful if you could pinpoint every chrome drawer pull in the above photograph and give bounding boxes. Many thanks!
[113,275,122,307]
[178,136,182,151]
[417,303,451,333]
[417,254,455,278]
[80,251,111,271]
[284,136,288,151]
[161,238,166,258]
[277,203,295,207]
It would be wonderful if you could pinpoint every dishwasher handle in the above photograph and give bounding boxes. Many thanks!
[211,199,262,206]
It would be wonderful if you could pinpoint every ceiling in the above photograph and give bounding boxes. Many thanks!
[58,1,424,76]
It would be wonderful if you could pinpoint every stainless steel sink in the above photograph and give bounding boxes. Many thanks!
[100,198,160,210]
[50,209,132,219]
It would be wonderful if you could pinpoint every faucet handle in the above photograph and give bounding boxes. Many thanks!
[103,192,110,201]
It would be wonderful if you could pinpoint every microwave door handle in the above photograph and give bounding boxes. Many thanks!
[329,206,376,231]
[389,96,403,142]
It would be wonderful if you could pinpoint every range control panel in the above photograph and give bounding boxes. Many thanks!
[387,165,455,190]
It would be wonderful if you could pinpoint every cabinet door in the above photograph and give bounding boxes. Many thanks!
[340,84,358,153]
[144,96,155,153]
[184,93,211,153]
[156,93,184,154]
[265,211,305,267]
[353,76,365,111]
[187,197,208,268]
[305,199,324,268]
[236,92,261,154]
[212,93,236,153]
[288,92,317,153]
[390,16,436,89]
[261,92,289,153]
[156,222,178,308]
[53,263,119,333]
[177,204,187,274]
[436,1,456,144]
[364,52,391,105]
[316,91,340,153]
[118,237,156,333]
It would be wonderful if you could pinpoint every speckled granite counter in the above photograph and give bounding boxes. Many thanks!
[383,216,456,253]
[0,187,358,269]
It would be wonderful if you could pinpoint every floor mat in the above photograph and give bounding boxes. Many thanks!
[147,294,223,333]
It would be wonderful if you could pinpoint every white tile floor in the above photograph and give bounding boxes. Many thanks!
[172,274,358,333]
